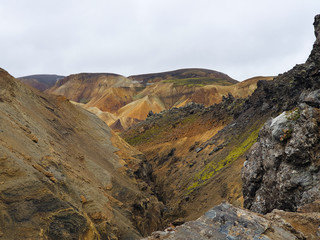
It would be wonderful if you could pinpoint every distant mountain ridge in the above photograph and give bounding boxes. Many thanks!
[18,69,273,133]
[19,74,64,91]
[45,68,269,132]
[128,68,238,86]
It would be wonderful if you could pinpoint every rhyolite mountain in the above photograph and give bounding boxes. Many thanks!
[47,69,272,132]
[19,74,64,91]
[128,68,238,85]
[0,69,164,239]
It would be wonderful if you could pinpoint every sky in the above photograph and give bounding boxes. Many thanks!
[0,0,320,81]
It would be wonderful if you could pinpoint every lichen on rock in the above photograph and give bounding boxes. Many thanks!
[242,90,320,214]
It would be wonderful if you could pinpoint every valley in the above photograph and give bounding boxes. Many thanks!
[1,13,319,240]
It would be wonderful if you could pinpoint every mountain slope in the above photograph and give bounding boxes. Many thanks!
[116,95,166,120]
[19,74,64,91]
[137,76,273,109]
[48,73,137,104]
[128,68,238,85]
[121,98,263,225]
[85,87,137,113]
[46,69,269,132]
[0,69,163,239]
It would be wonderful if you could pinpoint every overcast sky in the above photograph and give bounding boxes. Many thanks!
[1,0,319,80]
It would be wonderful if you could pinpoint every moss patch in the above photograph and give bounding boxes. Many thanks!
[186,125,261,194]
[286,107,300,121]
[162,77,235,87]
[123,113,201,146]
[79,98,89,104]
[132,86,147,100]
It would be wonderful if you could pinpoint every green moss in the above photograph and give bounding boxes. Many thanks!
[125,124,162,145]
[135,86,146,92]
[162,77,234,87]
[124,113,201,146]
[79,98,89,104]
[132,86,147,100]
[180,113,200,125]
[132,93,143,100]
[286,107,300,121]
[186,125,261,194]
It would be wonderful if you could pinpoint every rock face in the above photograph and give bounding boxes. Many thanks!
[48,72,135,106]
[143,202,312,240]
[242,99,320,214]
[0,69,163,239]
[242,14,320,215]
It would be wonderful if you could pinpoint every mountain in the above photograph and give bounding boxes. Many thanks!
[128,68,238,86]
[47,69,271,132]
[136,76,273,109]
[0,69,164,239]
[2,13,320,240]
[124,14,320,239]
[19,74,64,91]
[48,72,137,104]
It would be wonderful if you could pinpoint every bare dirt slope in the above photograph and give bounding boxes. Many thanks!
[0,68,163,240]
[48,72,136,104]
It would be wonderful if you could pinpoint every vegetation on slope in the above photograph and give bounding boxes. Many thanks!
[186,124,261,194]
[124,110,202,146]
[129,68,238,85]
[162,77,235,87]
[121,96,264,224]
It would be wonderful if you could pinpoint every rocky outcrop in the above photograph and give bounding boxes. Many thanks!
[242,14,320,215]
[243,15,320,117]
[143,202,317,240]
[242,95,320,213]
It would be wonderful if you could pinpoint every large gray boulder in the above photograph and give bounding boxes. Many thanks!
[142,202,306,240]
[242,91,320,214]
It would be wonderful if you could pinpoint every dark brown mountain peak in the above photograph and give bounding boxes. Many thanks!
[18,74,64,91]
[53,72,125,88]
[129,68,237,86]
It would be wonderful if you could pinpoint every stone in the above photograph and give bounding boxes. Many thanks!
[142,202,306,240]
[242,104,320,214]
[302,89,320,108]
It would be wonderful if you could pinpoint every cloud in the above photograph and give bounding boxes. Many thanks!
[0,0,319,80]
